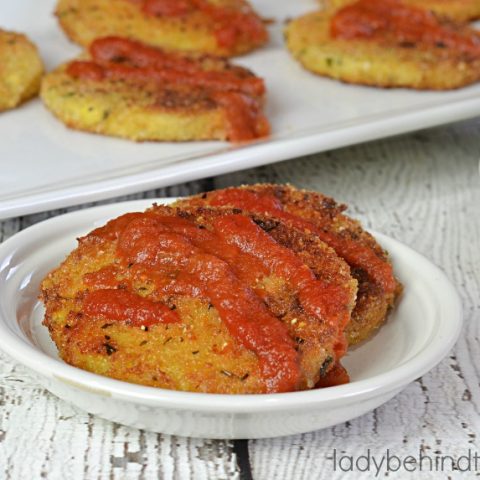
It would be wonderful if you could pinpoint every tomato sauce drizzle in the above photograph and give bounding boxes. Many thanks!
[316,362,350,388]
[66,37,268,141]
[84,266,122,289]
[331,0,480,57]
[204,188,397,294]
[68,60,264,96]
[132,214,270,287]
[211,91,270,143]
[81,208,354,390]
[137,0,267,50]
[83,289,180,327]
[114,214,300,393]
[87,37,266,96]
[142,212,350,356]
[211,214,350,357]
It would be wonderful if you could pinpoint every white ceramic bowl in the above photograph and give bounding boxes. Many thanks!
[0,200,462,439]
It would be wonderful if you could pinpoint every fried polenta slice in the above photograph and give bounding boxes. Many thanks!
[326,0,480,23]
[56,0,268,57]
[0,29,44,112]
[150,206,357,384]
[41,66,234,141]
[41,206,357,394]
[178,184,402,345]
[286,2,480,90]
[40,37,269,142]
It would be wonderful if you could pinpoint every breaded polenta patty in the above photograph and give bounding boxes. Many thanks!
[178,184,402,345]
[41,206,357,394]
[0,29,44,112]
[56,0,267,57]
[286,0,480,90]
[326,0,480,23]
[40,37,269,142]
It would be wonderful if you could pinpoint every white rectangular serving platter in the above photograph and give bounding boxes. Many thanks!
[2,0,480,220]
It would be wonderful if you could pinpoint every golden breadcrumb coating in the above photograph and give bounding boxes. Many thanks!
[0,29,44,112]
[56,0,268,57]
[41,38,268,142]
[285,5,480,90]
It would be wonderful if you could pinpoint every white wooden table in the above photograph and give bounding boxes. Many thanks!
[1,119,479,479]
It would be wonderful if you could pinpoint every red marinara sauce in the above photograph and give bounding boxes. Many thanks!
[66,37,269,142]
[316,362,350,388]
[83,289,180,327]
[211,214,351,357]
[147,212,351,357]
[88,37,266,97]
[212,91,269,143]
[83,265,123,289]
[205,188,397,295]
[114,214,300,393]
[139,0,267,50]
[331,0,480,56]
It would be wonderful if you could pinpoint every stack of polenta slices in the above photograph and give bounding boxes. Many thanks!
[40,184,402,394]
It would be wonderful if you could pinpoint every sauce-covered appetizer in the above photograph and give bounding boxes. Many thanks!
[41,184,403,394]
[286,0,480,90]
[41,202,358,394]
[56,0,268,57]
[40,37,269,142]
[178,184,402,345]
[0,29,44,112]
